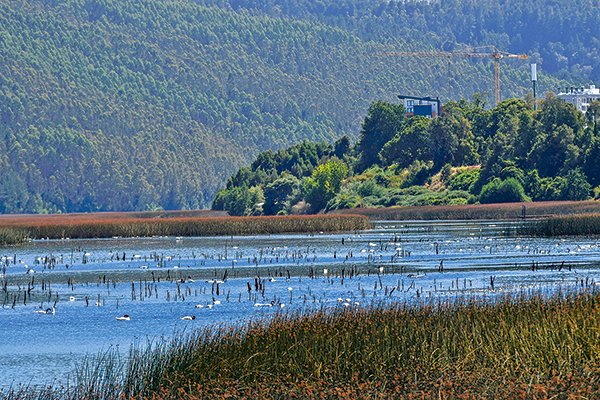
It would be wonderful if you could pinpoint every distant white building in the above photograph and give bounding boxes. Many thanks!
[557,85,600,113]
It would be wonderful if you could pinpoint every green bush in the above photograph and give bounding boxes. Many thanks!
[448,169,480,192]
[561,168,592,201]
[479,178,530,204]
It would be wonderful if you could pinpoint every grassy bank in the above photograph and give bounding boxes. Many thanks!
[8,289,593,399]
[525,213,600,236]
[332,200,600,221]
[0,213,371,242]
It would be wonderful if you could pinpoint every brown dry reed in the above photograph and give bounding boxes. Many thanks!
[525,213,600,236]
[0,214,371,243]
[333,200,600,221]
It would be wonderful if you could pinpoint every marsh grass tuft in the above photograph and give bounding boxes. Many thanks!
[0,227,28,245]
[525,213,600,236]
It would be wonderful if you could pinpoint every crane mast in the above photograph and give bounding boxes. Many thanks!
[381,49,529,106]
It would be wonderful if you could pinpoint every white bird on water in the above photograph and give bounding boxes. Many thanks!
[34,306,55,315]
[116,314,131,321]
[181,315,196,321]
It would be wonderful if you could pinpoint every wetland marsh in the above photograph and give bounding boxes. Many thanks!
[1,219,599,389]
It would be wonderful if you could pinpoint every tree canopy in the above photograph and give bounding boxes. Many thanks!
[216,93,600,215]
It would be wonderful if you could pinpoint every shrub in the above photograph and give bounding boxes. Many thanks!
[448,168,480,192]
[479,178,530,204]
[561,168,592,201]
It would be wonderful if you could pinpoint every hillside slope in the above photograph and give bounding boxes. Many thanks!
[0,0,577,212]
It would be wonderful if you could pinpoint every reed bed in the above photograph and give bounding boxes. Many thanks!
[33,289,595,399]
[0,228,28,245]
[525,213,600,236]
[0,214,370,242]
[332,200,600,221]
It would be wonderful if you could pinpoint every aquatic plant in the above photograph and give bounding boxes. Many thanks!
[0,228,28,245]
[0,213,371,241]
[525,213,600,236]
[333,200,600,221]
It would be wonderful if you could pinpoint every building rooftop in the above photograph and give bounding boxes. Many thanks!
[558,85,599,96]
[557,85,599,113]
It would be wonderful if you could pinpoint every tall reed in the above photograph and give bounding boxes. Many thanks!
[67,289,600,399]
[0,227,28,245]
[333,200,600,220]
[0,214,371,241]
[525,213,600,236]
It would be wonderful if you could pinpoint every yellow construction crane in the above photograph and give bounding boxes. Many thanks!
[380,47,528,106]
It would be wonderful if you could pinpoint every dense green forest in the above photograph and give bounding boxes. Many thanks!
[212,0,599,82]
[213,95,600,215]
[0,0,595,213]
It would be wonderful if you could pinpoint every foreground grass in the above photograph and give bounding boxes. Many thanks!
[526,213,600,236]
[9,289,591,399]
[0,214,370,243]
[333,200,600,221]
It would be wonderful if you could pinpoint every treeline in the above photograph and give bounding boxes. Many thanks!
[0,0,571,213]
[213,94,600,215]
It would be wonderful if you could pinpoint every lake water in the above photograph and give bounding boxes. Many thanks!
[1,220,599,388]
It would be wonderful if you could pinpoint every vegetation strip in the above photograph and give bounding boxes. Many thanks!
[525,213,600,236]
[332,200,600,221]
[5,289,598,399]
[0,214,371,243]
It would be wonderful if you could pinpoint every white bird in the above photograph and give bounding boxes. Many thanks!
[194,304,204,309]
[34,306,55,315]
[116,315,130,321]
[69,296,75,302]
[181,315,196,321]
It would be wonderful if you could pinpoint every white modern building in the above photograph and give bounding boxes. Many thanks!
[557,85,600,113]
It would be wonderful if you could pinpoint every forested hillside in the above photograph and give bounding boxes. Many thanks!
[0,0,592,213]
[216,0,599,82]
